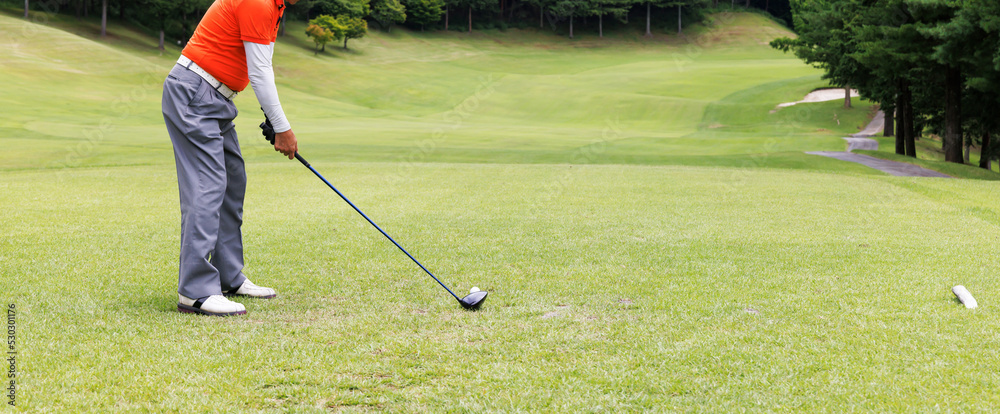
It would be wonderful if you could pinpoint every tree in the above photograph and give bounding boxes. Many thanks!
[675,1,682,34]
[174,0,214,46]
[140,0,176,51]
[915,0,1000,165]
[849,0,922,156]
[311,0,371,18]
[128,0,209,50]
[771,0,865,106]
[454,0,495,33]
[306,15,344,54]
[551,0,573,38]
[443,0,463,30]
[775,0,1000,166]
[644,0,665,37]
[523,0,559,29]
[405,0,445,30]
[337,15,368,48]
[522,0,553,28]
[672,0,708,35]
[592,0,629,37]
[643,0,679,37]
[911,0,967,163]
[101,0,108,37]
[773,0,913,154]
[24,0,28,18]
[551,0,593,38]
[866,1,941,157]
[73,0,90,19]
[773,0,891,151]
[372,0,407,32]
[645,1,652,36]
[287,0,321,19]
[955,0,1000,167]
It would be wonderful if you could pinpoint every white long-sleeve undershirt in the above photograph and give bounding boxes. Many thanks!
[244,41,291,133]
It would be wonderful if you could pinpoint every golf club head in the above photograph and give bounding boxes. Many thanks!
[459,290,488,310]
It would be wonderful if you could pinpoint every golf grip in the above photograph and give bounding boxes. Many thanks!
[292,152,462,302]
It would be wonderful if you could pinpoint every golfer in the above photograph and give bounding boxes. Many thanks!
[162,0,299,316]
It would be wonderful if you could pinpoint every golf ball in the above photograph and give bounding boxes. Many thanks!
[470,286,481,293]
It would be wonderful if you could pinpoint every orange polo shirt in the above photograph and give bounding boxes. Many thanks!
[181,0,285,92]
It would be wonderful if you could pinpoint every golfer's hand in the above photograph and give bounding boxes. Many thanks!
[274,129,298,160]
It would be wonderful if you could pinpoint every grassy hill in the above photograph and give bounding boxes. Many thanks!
[5,9,1000,413]
[1,10,878,172]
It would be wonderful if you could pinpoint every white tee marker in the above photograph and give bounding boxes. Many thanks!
[952,285,978,309]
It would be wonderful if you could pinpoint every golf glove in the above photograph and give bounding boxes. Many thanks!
[259,108,275,145]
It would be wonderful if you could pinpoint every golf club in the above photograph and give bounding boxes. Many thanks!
[260,115,487,310]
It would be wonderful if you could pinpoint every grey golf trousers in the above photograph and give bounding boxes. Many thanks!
[162,64,247,299]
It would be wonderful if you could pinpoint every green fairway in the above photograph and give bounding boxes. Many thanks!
[4,7,1000,412]
[1,11,877,172]
[7,163,1000,411]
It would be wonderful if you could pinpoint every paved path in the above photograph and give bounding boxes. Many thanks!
[852,110,885,138]
[806,111,949,177]
[844,137,878,151]
[806,151,951,177]
[777,96,948,177]
[841,110,884,151]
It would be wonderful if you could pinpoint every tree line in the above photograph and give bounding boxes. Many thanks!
[771,0,1000,168]
[15,0,793,44]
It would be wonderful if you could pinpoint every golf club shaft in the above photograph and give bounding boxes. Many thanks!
[293,153,461,301]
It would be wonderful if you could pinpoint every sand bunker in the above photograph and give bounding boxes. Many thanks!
[777,88,860,108]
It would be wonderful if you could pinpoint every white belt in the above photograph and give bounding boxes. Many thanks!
[177,55,238,100]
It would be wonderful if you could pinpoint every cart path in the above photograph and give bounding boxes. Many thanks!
[806,152,951,177]
[852,110,885,138]
[807,110,949,177]
[776,91,946,177]
[844,110,882,151]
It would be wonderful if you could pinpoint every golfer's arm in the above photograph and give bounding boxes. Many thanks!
[244,41,291,133]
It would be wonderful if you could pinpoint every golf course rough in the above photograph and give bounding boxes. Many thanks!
[3,9,1000,412]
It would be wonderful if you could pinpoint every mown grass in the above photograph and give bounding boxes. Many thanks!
[0,10,877,172]
[6,163,1000,412]
[4,7,1000,413]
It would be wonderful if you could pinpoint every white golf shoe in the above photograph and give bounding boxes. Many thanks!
[178,294,247,316]
[226,278,277,299]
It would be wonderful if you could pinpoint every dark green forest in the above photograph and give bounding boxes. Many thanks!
[8,0,792,43]
[772,0,1000,167]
